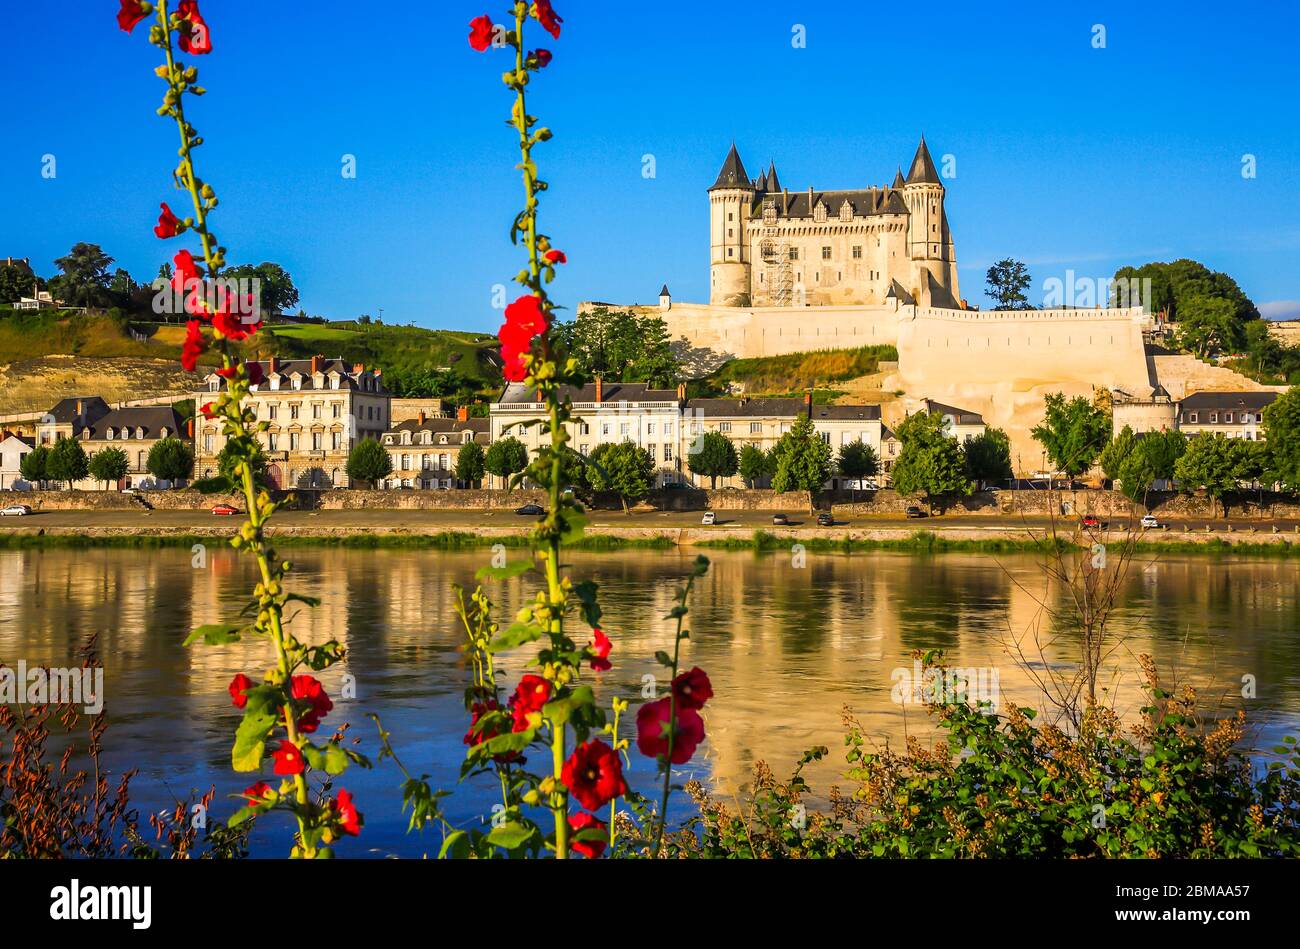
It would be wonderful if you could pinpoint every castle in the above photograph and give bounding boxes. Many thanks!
[708,137,960,309]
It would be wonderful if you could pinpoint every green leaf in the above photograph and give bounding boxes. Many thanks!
[231,686,281,772]
[487,821,535,850]
[476,559,535,581]
[184,623,244,646]
[439,830,471,859]
[543,686,594,727]
[489,621,543,652]
[302,741,349,775]
[227,805,260,828]
[655,650,673,667]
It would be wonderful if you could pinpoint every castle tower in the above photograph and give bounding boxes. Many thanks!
[902,136,959,303]
[708,144,756,305]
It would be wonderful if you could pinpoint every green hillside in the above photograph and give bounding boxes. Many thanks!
[689,344,897,399]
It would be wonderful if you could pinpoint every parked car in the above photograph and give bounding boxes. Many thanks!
[1081,515,1103,529]
[771,513,789,526]
[1,504,32,516]
[817,512,834,527]
[211,504,240,516]
[701,511,716,525]
[1140,514,1161,529]
[515,503,545,516]
[905,505,926,518]
[662,482,688,491]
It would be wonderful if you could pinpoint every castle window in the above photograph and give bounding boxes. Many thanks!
[839,202,852,222]
[789,248,799,261]
[728,212,733,222]
[821,247,831,260]
[727,248,733,257]
[727,229,733,238]
[814,204,827,223]
[852,246,862,259]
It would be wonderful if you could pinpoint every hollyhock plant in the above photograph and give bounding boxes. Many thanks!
[116,0,151,33]
[468,14,494,50]
[561,739,628,812]
[673,667,713,710]
[636,697,705,765]
[544,249,566,264]
[290,675,333,733]
[532,0,563,39]
[242,781,272,805]
[589,628,612,672]
[272,740,305,776]
[568,811,608,859]
[332,789,362,836]
[531,49,552,68]
[130,1,362,858]
[153,202,181,238]
[509,674,551,731]
[228,673,253,709]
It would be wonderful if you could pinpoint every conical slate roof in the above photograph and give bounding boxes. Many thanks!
[765,160,781,193]
[905,136,941,185]
[709,143,753,191]
[892,166,906,189]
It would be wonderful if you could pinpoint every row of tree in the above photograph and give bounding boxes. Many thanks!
[19,437,194,490]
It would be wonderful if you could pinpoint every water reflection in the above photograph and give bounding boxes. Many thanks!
[0,547,1296,857]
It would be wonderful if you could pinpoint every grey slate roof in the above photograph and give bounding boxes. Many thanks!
[812,404,882,421]
[760,187,909,221]
[386,417,489,444]
[709,144,752,191]
[1180,391,1278,414]
[498,381,680,405]
[46,396,110,425]
[687,397,808,418]
[923,400,985,425]
[82,406,184,441]
[211,358,387,393]
[906,136,941,185]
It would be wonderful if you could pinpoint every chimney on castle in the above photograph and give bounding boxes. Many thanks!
[418,411,426,425]
[594,377,604,403]
[186,417,195,439]
[676,383,686,402]
[268,355,278,375]
[310,355,322,374]
[457,406,469,422]
[353,363,365,374]
[804,391,812,417]
[782,187,789,215]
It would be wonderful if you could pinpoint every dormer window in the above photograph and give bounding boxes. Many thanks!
[329,373,340,390]
[384,435,394,444]
[439,435,448,444]
[462,432,472,444]
[839,202,853,222]
[106,427,115,440]
[292,375,302,390]
[762,198,776,225]
[813,202,827,223]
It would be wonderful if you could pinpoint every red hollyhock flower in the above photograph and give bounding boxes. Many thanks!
[636,697,705,764]
[468,14,494,51]
[589,628,612,672]
[532,0,563,39]
[290,675,333,733]
[463,699,503,746]
[272,740,305,775]
[509,674,551,731]
[228,672,253,708]
[199,402,217,418]
[154,202,181,239]
[117,0,150,33]
[672,666,713,710]
[498,294,549,382]
[332,789,362,836]
[177,0,212,54]
[544,249,567,264]
[501,347,529,383]
[181,319,205,371]
[568,811,608,859]
[242,781,272,805]
[532,49,552,68]
[172,249,203,290]
[561,739,628,812]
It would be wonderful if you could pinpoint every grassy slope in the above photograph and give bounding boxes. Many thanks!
[691,344,898,398]
[0,309,504,398]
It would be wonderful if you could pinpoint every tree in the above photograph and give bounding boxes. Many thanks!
[836,439,879,498]
[19,445,48,488]
[686,431,738,488]
[147,436,195,485]
[46,437,89,489]
[456,441,486,487]
[1099,425,1137,484]
[346,438,392,489]
[963,427,1012,488]
[1031,392,1111,483]
[628,315,679,389]
[1115,431,1184,507]
[222,262,300,316]
[49,243,114,308]
[0,262,37,306]
[587,441,655,513]
[1112,259,1259,324]
[738,443,773,488]
[485,436,529,490]
[770,416,833,513]
[556,307,679,385]
[88,447,129,490]
[1174,432,1247,517]
[985,258,1032,310]
[1263,387,1300,492]
[891,410,972,513]
[1176,295,1245,358]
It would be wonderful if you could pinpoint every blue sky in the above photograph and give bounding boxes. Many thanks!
[2,0,1298,330]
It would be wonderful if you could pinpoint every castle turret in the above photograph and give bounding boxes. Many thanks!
[903,136,959,301]
[708,144,755,305]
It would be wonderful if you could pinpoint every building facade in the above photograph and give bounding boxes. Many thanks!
[0,433,34,490]
[708,137,959,309]
[1177,391,1277,441]
[195,356,390,489]
[74,405,188,489]
[381,409,490,489]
